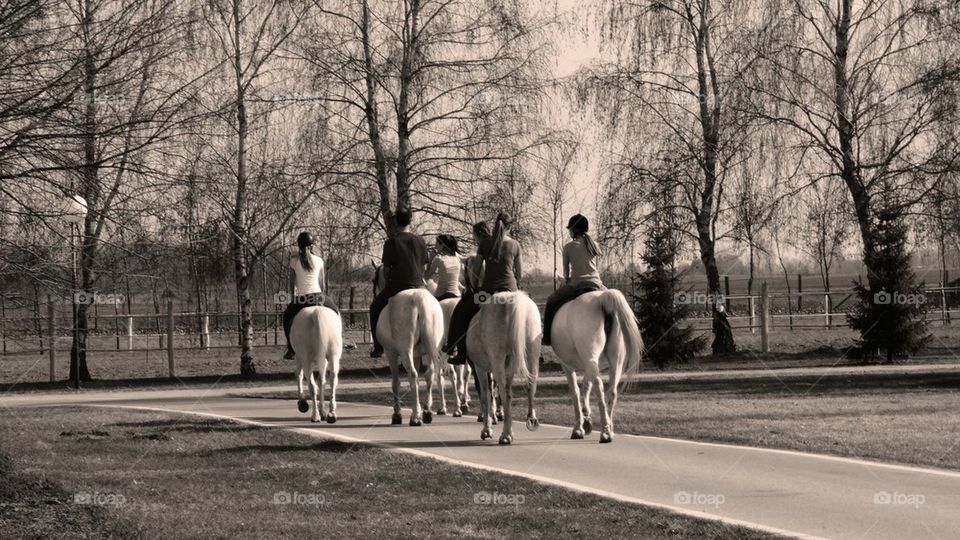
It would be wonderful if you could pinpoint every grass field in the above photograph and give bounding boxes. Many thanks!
[0,407,774,539]
[322,370,960,471]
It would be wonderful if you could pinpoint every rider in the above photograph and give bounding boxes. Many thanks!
[424,234,462,301]
[443,222,491,364]
[368,207,430,357]
[542,213,604,346]
[283,232,340,360]
[444,213,522,364]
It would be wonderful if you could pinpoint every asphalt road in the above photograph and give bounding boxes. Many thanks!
[5,384,959,540]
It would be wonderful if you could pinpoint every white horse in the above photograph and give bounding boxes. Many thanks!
[466,292,541,444]
[426,278,472,417]
[290,305,343,423]
[549,289,643,443]
[374,267,445,426]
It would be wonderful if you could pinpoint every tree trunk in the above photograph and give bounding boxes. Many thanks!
[233,5,255,377]
[834,0,875,289]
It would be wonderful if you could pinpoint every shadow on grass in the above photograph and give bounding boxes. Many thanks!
[208,439,360,455]
[109,418,269,434]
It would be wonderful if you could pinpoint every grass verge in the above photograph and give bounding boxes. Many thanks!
[0,406,774,539]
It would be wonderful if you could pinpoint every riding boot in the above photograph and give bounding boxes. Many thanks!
[283,347,295,360]
[370,344,384,358]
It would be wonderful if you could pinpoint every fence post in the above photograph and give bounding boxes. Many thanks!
[760,283,769,353]
[126,316,134,351]
[201,314,210,350]
[749,296,756,334]
[48,297,56,382]
[824,294,831,328]
[797,274,802,312]
[167,301,175,378]
[349,286,356,325]
[941,281,948,326]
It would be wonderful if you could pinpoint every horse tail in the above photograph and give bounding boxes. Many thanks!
[600,289,643,380]
[507,294,536,386]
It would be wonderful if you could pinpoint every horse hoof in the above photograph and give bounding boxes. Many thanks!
[297,399,309,413]
[496,410,504,421]
[571,430,584,440]
[391,413,402,425]
[526,417,540,432]
[498,434,513,445]
[600,431,613,444]
[480,429,492,440]
[452,409,462,418]
[583,417,593,435]
[423,411,433,424]
[311,416,321,423]
[326,413,337,424]
[461,403,470,413]
[410,417,422,427]
[437,408,447,416]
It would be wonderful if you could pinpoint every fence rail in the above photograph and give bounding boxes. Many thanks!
[3,285,959,382]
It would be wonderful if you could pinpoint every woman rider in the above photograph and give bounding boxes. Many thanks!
[424,234,463,301]
[443,213,522,364]
[442,222,490,364]
[541,213,603,346]
[283,232,340,360]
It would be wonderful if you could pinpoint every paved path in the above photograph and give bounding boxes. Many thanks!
[5,387,960,539]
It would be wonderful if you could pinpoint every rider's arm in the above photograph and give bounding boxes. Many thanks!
[380,239,392,283]
[562,243,571,283]
[424,256,439,282]
[318,258,327,293]
[514,248,523,288]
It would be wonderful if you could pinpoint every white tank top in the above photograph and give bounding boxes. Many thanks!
[290,253,323,295]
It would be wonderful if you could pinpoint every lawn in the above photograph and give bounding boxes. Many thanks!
[324,369,960,471]
[0,407,775,539]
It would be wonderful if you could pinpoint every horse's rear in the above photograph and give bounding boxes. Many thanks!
[291,306,343,423]
[550,289,642,442]
[378,288,444,425]
[467,292,542,444]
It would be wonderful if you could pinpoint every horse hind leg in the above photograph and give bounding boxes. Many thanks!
[565,368,585,439]
[308,369,321,423]
[594,377,613,443]
[498,372,514,445]
[388,352,403,425]
[296,367,309,414]
[401,351,423,426]
[326,350,340,424]
[421,353,435,424]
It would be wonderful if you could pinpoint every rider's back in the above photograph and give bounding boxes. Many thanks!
[479,236,520,292]
[563,237,601,288]
[383,231,428,289]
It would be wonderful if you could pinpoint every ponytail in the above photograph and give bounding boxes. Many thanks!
[299,245,313,272]
[296,231,314,271]
[485,212,511,261]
